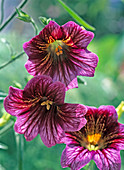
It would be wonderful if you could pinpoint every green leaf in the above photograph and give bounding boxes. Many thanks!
[77,77,87,85]
[0,90,7,102]
[57,0,95,31]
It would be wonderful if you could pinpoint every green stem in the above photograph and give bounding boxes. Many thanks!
[0,120,14,137]
[31,19,38,35]
[16,134,24,170]
[57,0,95,31]
[0,51,25,70]
[0,0,5,25]
[0,0,28,31]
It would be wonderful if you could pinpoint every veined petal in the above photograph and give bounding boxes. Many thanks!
[62,21,94,48]
[23,75,52,98]
[66,77,78,91]
[39,105,65,147]
[45,81,65,104]
[14,104,43,141]
[93,149,121,170]
[69,48,98,77]
[61,146,94,170]
[98,105,118,122]
[39,20,64,40]
[109,123,124,150]
[58,104,87,132]
[4,86,29,116]
[23,21,98,89]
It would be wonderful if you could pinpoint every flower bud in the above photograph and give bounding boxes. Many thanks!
[16,9,32,23]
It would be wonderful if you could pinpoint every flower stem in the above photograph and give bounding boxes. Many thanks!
[0,51,25,70]
[57,0,95,31]
[0,0,28,31]
[31,19,38,35]
[0,0,5,25]
[16,134,24,170]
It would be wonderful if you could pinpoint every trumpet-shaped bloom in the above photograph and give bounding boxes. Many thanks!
[4,75,87,147]
[61,105,124,170]
[23,21,98,90]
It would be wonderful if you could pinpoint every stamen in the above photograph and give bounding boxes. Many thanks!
[47,40,66,57]
[85,133,101,151]
[87,144,99,151]
[41,100,53,110]
[87,133,101,146]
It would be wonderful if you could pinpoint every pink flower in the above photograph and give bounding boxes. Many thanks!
[23,21,98,90]
[4,75,87,147]
[61,105,124,170]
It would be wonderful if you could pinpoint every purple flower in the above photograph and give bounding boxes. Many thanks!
[23,21,98,90]
[4,75,87,147]
[61,105,124,170]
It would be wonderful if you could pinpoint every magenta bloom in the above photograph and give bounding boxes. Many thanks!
[23,21,98,90]
[4,75,87,147]
[61,105,124,170]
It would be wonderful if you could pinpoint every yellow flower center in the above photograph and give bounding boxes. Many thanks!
[47,38,67,57]
[41,100,53,110]
[86,133,101,151]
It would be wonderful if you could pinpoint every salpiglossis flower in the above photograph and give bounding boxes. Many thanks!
[4,75,87,147]
[23,21,98,90]
[61,105,124,170]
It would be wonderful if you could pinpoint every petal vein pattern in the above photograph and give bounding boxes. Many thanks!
[23,21,98,90]
[4,75,87,147]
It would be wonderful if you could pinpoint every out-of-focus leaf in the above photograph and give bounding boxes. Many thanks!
[0,164,6,170]
[0,120,14,137]
[77,77,87,85]
[0,91,7,102]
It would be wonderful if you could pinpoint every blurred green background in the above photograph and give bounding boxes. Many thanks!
[0,0,124,169]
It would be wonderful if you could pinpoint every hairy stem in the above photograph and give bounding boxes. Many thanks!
[0,0,28,31]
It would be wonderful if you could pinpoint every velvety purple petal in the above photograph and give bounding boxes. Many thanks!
[98,105,118,124]
[39,104,87,147]
[108,123,124,150]
[23,75,52,98]
[23,21,63,60]
[39,106,65,147]
[69,48,98,77]
[61,146,94,170]
[39,20,64,40]
[23,75,65,104]
[58,104,87,132]
[66,77,78,91]
[93,149,121,170]
[4,86,30,116]
[14,104,43,141]
[25,57,77,88]
[45,81,65,104]
[62,21,94,48]
[23,21,98,89]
